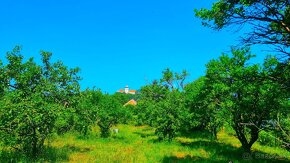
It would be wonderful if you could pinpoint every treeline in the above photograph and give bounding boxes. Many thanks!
[0,46,289,158]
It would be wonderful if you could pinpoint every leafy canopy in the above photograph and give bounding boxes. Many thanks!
[195,0,290,57]
[0,46,81,156]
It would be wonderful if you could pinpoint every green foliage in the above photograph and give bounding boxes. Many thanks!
[0,46,81,156]
[97,95,127,138]
[154,91,185,141]
[194,0,290,151]
[160,68,189,90]
[71,89,134,138]
[134,80,169,126]
[0,93,59,156]
[136,69,190,141]
[275,112,290,150]
[204,48,288,152]
[134,101,153,126]
[111,92,134,105]
[74,89,102,136]
[54,108,74,135]
[183,77,209,131]
[120,105,134,124]
[258,131,282,147]
[194,0,290,57]
[184,76,225,139]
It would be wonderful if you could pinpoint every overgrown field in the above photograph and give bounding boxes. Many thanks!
[1,124,289,162]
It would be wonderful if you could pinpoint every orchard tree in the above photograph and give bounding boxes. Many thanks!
[134,80,169,126]
[195,0,290,94]
[184,77,208,131]
[96,94,126,138]
[139,80,169,102]
[184,77,224,139]
[205,48,287,152]
[195,0,290,57]
[154,90,186,141]
[195,1,290,147]
[0,93,59,156]
[73,89,102,136]
[111,92,134,105]
[137,68,190,141]
[0,46,81,156]
[160,68,189,91]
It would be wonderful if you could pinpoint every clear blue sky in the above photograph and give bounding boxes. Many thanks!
[0,0,268,93]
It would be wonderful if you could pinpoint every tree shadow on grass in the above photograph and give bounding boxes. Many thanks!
[0,147,69,162]
[133,126,155,138]
[0,144,92,162]
[61,144,91,153]
[133,131,155,138]
[172,140,290,163]
[163,155,211,163]
[178,130,213,140]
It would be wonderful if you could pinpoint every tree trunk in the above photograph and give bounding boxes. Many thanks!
[32,127,38,156]
[248,126,259,148]
[233,122,259,153]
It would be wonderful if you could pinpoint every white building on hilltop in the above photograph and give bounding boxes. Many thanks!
[117,85,136,95]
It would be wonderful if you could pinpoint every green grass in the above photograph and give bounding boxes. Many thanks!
[0,124,289,162]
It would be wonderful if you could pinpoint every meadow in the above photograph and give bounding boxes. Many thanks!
[1,124,289,163]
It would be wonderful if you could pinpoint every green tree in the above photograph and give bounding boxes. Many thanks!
[194,0,290,56]
[184,77,208,131]
[135,80,169,126]
[205,48,287,152]
[0,46,81,156]
[97,94,125,138]
[154,90,185,141]
[74,89,102,136]
[195,0,290,95]
[184,76,224,139]
[0,93,59,156]
[111,92,134,105]
[136,69,189,141]
[195,0,290,149]
[160,68,189,91]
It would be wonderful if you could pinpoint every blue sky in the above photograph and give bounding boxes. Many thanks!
[0,0,268,93]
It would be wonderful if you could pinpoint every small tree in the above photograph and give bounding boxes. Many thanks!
[97,95,124,138]
[137,69,189,141]
[135,81,169,126]
[74,89,102,136]
[154,91,185,141]
[184,77,224,139]
[184,77,208,131]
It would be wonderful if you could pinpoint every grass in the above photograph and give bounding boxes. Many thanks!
[0,124,289,162]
